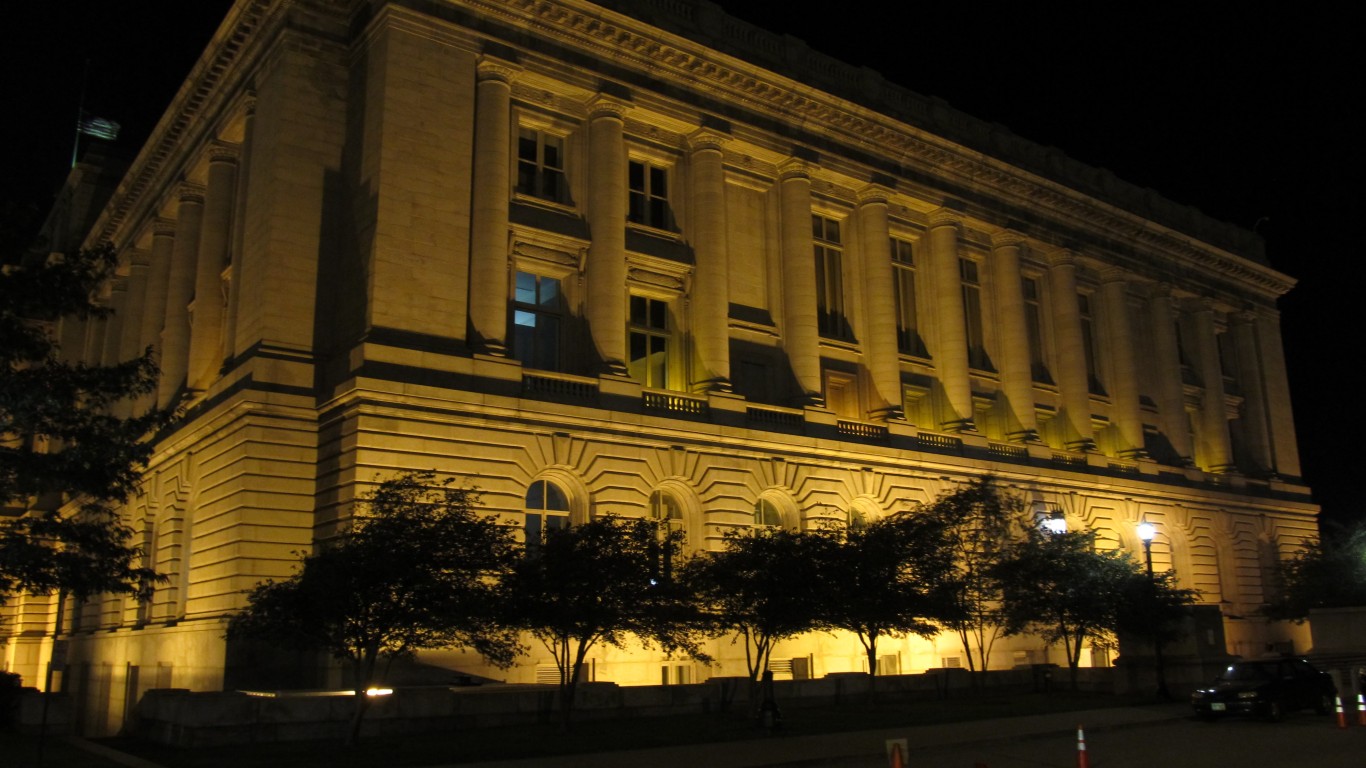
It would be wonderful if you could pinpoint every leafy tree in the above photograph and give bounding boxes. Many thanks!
[503,515,706,728]
[818,513,959,684]
[929,477,1026,672]
[1115,565,1199,698]
[1263,521,1366,621]
[995,527,1138,688]
[1,243,169,603]
[227,472,520,744]
[686,527,828,698]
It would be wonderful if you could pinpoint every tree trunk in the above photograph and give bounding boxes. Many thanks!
[346,652,377,746]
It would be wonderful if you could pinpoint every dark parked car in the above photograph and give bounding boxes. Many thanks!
[1191,658,1336,721]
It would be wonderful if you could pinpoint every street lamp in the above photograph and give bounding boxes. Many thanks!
[1044,510,1067,535]
[1136,521,1170,699]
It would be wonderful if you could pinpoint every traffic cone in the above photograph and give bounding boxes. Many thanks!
[1076,724,1089,768]
[1336,696,1347,729]
[1357,693,1366,726]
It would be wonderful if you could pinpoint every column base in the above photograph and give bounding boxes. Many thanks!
[1008,429,1043,444]
[1065,438,1097,453]
[941,418,976,434]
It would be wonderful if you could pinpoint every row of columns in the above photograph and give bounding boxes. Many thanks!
[460,54,1292,475]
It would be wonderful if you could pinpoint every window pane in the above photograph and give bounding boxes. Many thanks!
[515,272,536,304]
[544,482,569,511]
[526,480,545,510]
[538,276,560,308]
[649,299,666,330]
[630,295,647,324]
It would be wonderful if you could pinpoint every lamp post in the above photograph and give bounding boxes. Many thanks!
[1136,522,1170,699]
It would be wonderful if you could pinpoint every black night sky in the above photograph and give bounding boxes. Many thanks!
[4,3,1362,530]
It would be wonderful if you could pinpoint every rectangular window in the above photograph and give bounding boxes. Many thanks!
[813,215,847,339]
[891,239,925,356]
[1022,277,1050,383]
[628,295,670,388]
[517,128,566,203]
[960,258,989,370]
[628,160,672,229]
[1078,292,1104,395]
[513,271,563,371]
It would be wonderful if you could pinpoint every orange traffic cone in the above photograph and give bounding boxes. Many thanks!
[1357,693,1366,726]
[1076,724,1090,768]
[1336,696,1348,729]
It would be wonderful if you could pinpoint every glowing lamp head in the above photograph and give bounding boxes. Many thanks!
[1043,515,1067,535]
[1137,522,1156,543]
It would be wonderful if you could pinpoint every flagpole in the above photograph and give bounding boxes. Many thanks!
[71,59,90,169]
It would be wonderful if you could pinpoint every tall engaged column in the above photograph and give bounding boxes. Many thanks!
[1230,311,1273,474]
[585,96,629,375]
[990,231,1038,441]
[468,57,517,355]
[926,209,972,431]
[856,185,901,418]
[1147,284,1193,463]
[688,129,732,392]
[188,146,238,391]
[1252,309,1301,478]
[223,97,255,364]
[113,250,150,419]
[138,220,176,414]
[777,159,821,404]
[1189,300,1234,473]
[158,183,204,409]
[1047,250,1094,450]
[1099,269,1144,457]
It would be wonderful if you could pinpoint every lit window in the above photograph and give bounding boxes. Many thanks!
[813,215,847,339]
[960,258,989,370]
[512,272,563,371]
[517,128,567,203]
[628,295,670,388]
[649,490,684,580]
[754,498,783,529]
[891,239,925,356]
[524,479,571,547]
[628,160,672,229]
[1022,278,1050,383]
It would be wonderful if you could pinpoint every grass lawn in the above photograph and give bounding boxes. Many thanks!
[86,689,1159,768]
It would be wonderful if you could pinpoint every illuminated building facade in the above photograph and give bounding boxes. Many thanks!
[2,0,1317,733]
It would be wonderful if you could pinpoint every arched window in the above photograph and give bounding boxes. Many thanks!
[754,498,784,529]
[848,507,868,533]
[649,490,684,581]
[525,479,571,546]
[650,490,683,533]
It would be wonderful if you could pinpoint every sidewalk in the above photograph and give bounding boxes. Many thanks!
[450,702,1191,768]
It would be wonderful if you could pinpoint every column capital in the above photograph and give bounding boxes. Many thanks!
[152,217,178,238]
[586,94,630,120]
[856,184,893,206]
[477,55,520,83]
[687,128,729,154]
[1146,281,1175,300]
[1098,266,1130,285]
[777,157,811,181]
[176,182,206,205]
[125,247,152,268]
[207,142,240,165]
[1045,248,1078,268]
[926,207,961,229]
[990,229,1027,249]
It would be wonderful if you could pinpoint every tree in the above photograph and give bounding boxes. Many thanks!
[995,527,1138,688]
[929,477,1026,672]
[1,243,169,603]
[503,515,706,728]
[686,528,827,700]
[1263,521,1366,621]
[227,472,521,745]
[818,513,958,685]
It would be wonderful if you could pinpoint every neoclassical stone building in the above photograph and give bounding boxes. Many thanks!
[3,0,1317,733]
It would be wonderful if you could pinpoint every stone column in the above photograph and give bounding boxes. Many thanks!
[1147,284,1193,463]
[1047,250,1094,450]
[926,209,972,431]
[990,231,1037,441]
[687,129,732,392]
[188,145,238,392]
[223,96,255,364]
[856,185,901,418]
[158,183,204,409]
[1252,309,1301,478]
[1099,268,1145,457]
[138,219,176,414]
[99,280,127,367]
[113,249,150,418]
[585,95,629,375]
[1229,311,1273,474]
[468,57,518,355]
[777,159,821,404]
[1188,299,1234,473]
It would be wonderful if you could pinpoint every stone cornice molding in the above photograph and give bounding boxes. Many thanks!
[477,55,520,83]
[856,184,892,206]
[687,128,729,154]
[176,182,207,206]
